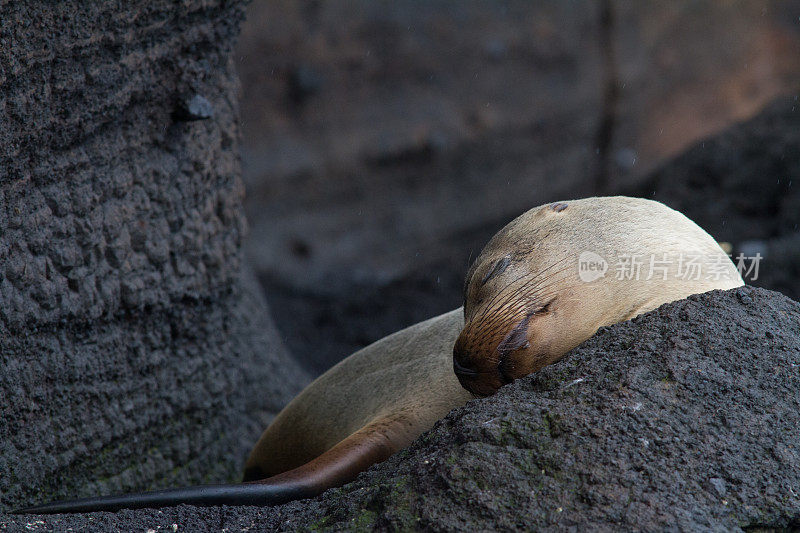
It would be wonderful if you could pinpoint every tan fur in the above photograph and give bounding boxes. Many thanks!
[246,196,743,477]
[455,196,743,395]
[245,309,472,477]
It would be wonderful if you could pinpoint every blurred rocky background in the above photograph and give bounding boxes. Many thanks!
[235,0,800,374]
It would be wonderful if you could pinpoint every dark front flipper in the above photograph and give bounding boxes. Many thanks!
[14,417,409,514]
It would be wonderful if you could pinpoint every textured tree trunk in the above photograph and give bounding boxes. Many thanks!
[0,0,308,511]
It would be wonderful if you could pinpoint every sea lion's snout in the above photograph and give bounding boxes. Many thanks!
[453,322,523,397]
[453,300,556,396]
[452,357,477,379]
[452,351,499,397]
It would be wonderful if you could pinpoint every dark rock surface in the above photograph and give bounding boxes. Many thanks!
[609,1,800,182]
[6,286,798,531]
[251,286,800,531]
[0,0,306,518]
[630,94,800,300]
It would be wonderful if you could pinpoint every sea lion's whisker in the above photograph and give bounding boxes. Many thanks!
[500,276,568,317]
[477,263,569,326]
[492,257,571,308]
[479,263,572,328]
[476,270,532,320]
[467,291,570,371]
[473,295,560,368]
[505,265,572,307]
[475,255,570,320]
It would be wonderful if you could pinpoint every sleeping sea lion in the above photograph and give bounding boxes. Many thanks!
[15,196,742,514]
[453,196,743,395]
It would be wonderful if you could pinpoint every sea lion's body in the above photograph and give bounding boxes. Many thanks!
[243,309,471,480]
[17,196,743,514]
[16,310,473,514]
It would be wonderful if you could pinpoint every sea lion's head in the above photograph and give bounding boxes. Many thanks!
[453,249,570,397]
[453,197,745,396]
[452,202,580,397]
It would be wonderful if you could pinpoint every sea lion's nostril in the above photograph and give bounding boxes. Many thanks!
[452,357,478,378]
